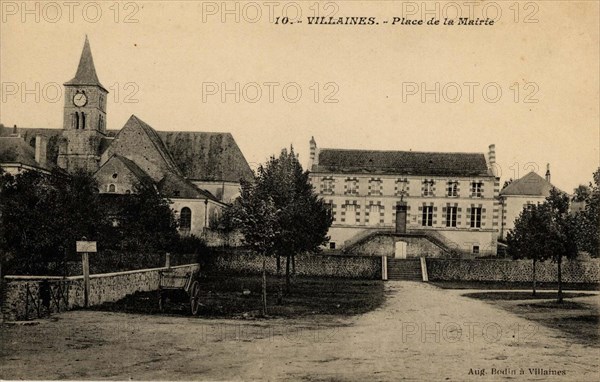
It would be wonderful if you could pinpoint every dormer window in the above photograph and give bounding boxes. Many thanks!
[423,179,435,197]
[345,178,358,195]
[447,181,459,197]
[471,182,483,197]
[369,178,382,196]
[322,177,334,194]
[395,178,409,197]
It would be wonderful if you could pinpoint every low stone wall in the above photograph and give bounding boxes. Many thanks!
[207,251,381,279]
[1,264,199,321]
[426,258,600,283]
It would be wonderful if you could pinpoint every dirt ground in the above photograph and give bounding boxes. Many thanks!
[1,281,598,381]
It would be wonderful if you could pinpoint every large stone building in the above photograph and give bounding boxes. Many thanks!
[308,138,501,257]
[3,37,253,239]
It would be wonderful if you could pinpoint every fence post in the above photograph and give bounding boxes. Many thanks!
[165,253,171,269]
[82,252,89,308]
[420,257,429,282]
[382,256,388,281]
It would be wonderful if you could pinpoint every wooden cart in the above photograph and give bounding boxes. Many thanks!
[158,269,202,315]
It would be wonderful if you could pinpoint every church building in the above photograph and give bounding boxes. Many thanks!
[9,37,253,239]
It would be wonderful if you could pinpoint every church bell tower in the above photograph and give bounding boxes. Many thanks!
[57,36,108,173]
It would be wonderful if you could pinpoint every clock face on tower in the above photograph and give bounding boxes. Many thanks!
[73,93,88,107]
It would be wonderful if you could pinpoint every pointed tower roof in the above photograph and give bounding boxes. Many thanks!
[64,36,107,91]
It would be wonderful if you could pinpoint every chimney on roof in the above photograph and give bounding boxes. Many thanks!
[308,136,318,169]
[35,134,48,168]
[488,144,497,176]
[10,124,20,138]
[545,163,551,183]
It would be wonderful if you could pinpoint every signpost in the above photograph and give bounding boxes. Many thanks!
[76,239,97,308]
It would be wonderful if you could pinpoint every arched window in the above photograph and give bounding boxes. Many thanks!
[108,184,116,193]
[180,207,192,231]
[73,112,79,129]
[81,112,86,129]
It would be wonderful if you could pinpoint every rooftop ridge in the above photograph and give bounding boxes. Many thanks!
[319,147,486,156]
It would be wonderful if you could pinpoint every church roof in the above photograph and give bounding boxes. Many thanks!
[500,171,555,196]
[158,172,221,201]
[157,131,254,182]
[1,125,252,184]
[109,115,183,177]
[112,155,154,187]
[313,148,491,177]
[64,36,106,91]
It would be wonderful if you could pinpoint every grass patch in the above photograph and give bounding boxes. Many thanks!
[463,290,599,346]
[93,275,385,319]
[539,314,600,345]
[431,281,600,291]
[516,300,595,310]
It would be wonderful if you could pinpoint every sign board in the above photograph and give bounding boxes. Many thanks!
[76,241,97,253]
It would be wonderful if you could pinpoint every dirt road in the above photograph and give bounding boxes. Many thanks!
[1,281,598,381]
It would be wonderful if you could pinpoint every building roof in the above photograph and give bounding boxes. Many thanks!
[500,171,555,196]
[0,136,54,171]
[64,36,107,91]
[157,131,254,182]
[1,125,252,184]
[108,115,183,177]
[313,148,491,177]
[157,172,220,201]
[112,155,154,187]
[0,137,39,167]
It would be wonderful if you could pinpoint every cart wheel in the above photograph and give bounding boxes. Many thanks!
[189,281,201,316]
[158,290,165,312]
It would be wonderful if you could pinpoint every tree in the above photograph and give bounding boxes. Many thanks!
[230,179,279,316]
[507,204,550,295]
[0,169,108,275]
[228,147,332,313]
[544,188,578,302]
[103,182,179,254]
[213,203,239,247]
[507,187,578,302]
[572,184,591,202]
[254,147,332,291]
[574,169,600,258]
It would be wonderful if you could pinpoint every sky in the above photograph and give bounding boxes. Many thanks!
[1,1,598,192]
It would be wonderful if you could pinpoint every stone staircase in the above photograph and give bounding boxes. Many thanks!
[387,258,423,281]
[342,228,394,249]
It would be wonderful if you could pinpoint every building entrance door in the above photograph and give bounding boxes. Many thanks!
[395,202,407,233]
[394,241,407,258]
